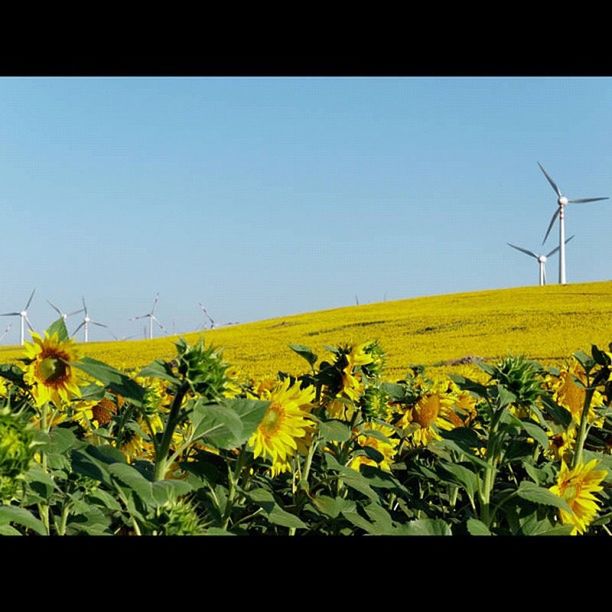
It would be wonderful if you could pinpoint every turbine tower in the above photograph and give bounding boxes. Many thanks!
[538,162,609,284]
[508,236,574,286]
[47,299,84,324]
[73,297,107,342]
[0,323,13,342]
[198,303,215,329]
[0,289,36,345]
[131,293,165,340]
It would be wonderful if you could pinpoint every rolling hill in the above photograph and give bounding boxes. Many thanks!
[1,281,611,380]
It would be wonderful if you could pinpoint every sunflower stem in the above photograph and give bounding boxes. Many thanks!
[154,383,189,480]
[572,383,595,469]
[221,446,247,530]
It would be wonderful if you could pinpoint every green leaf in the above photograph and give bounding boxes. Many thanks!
[108,463,156,506]
[380,382,406,400]
[74,357,146,405]
[46,318,69,341]
[440,463,479,497]
[520,421,550,449]
[312,495,354,519]
[448,374,487,396]
[516,482,571,512]
[139,360,181,385]
[325,454,378,501]
[341,507,379,534]
[204,527,236,536]
[224,398,270,446]
[0,506,47,535]
[538,524,575,536]
[0,524,22,535]
[492,384,516,408]
[288,344,318,367]
[441,427,482,450]
[363,502,394,533]
[395,518,452,536]
[191,401,244,449]
[467,518,491,535]
[319,419,352,442]
[151,479,193,506]
[433,439,489,469]
[246,488,306,530]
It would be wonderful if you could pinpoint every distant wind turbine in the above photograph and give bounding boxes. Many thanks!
[131,293,165,340]
[508,236,574,286]
[198,303,215,329]
[0,289,36,345]
[538,162,609,284]
[0,323,12,342]
[73,297,108,342]
[47,299,84,324]
[110,331,135,341]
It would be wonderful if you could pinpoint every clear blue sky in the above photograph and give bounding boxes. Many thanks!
[0,77,611,343]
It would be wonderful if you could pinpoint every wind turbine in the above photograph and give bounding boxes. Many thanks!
[0,323,12,342]
[198,303,215,329]
[47,299,84,324]
[73,297,108,342]
[0,289,36,345]
[508,236,574,286]
[538,162,609,284]
[131,293,165,340]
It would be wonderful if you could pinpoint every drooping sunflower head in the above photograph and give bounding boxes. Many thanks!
[248,378,316,473]
[23,332,81,407]
[549,459,608,535]
[547,360,605,426]
[399,391,457,447]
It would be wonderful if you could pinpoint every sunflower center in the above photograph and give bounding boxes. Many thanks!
[261,402,285,436]
[38,356,68,384]
[413,395,440,428]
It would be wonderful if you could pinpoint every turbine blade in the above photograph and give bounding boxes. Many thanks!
[538,162,561,197]
[153,316,165,330]
[25,288,36,310]
[542,208,560,245]
[507,243,538,259]
[130,315,147,321]
[24,315,35,332]
[47,300,63,316]
[67,308,85,316]
[151,292,159,315]
[546,234,575,258]
[82,297,88,317]
[73,321,85,336]
[91,321,107,328]
[568,197,609,204]
[0,312,20,317]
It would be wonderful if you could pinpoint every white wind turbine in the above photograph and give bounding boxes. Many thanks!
[0,289,36,345]
[198,303,215,329]
[47,299,84,324]
[131,293,165,340]
[538,162,609,284]
[73,297,108,342]
[508,236,574,286]
[0,323,13,342]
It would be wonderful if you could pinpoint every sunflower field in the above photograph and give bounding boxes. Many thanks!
[0,317,611,536]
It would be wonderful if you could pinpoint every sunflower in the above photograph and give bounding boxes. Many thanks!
[549,362,605,427]
[23,332,81,407]
[349,421,399,472]
[549,459,607,535]
[248,378,315,474]
[546,429,576,462]
[399,392,457,447]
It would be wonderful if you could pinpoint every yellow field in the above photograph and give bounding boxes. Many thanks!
[1,281,611,380]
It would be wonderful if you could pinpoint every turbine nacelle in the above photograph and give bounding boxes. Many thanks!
[558,195,569,206]
[537,255,547,263]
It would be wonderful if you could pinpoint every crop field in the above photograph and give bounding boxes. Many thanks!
[1,281,611,536]
[2,280,610,380]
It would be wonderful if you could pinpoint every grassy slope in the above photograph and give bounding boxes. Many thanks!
[1,281,611,380]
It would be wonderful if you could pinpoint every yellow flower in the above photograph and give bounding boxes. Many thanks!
[224,366,243,398]
[326,397,356,421]
[349,421,398,472]
[23,332,81,407]
[346,342,375,370]
[549,362,604,427]
[341,367,364,401]
[549,460,607,535]
[71,400,96,430]
[248,378,315,473]
[546,429,576,462]
[399,392,456,447]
